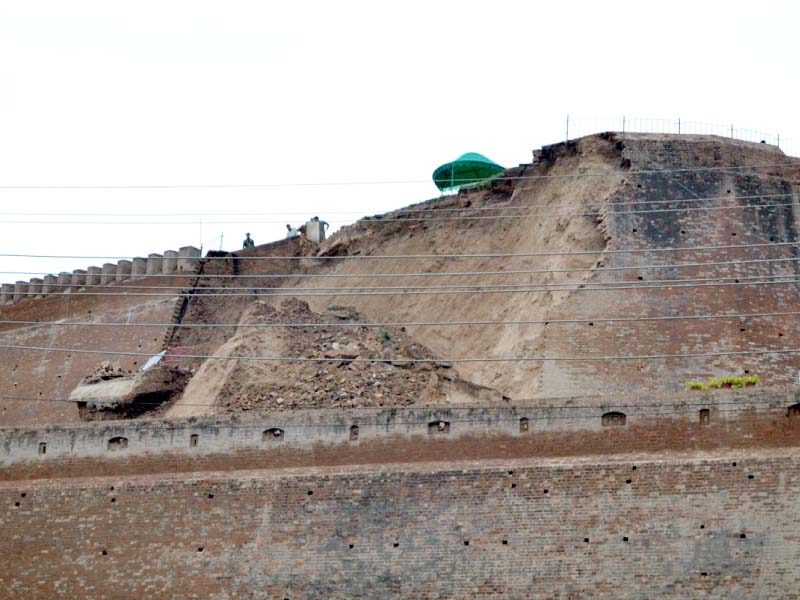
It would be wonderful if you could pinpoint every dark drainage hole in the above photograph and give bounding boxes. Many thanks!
[208,494,214,499]
[349,544,354,549]
[625,479,632,484]
[502,540,508,545]
[543,489,549,494]
[197,547,204,552]
[748,474,755,480]
[740,533,747,539]
[307,491,314,496]
[701,572,708,577]
[464,540,469,546]
[101,550,107,556]
[623,536,629,542]
[393,542,399,548]
[511,483,516,489]
[584,538,590,543]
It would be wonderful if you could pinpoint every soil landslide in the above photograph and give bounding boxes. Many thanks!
[6,133,800,425]
[167,298,497,418]
[167,133,800,407]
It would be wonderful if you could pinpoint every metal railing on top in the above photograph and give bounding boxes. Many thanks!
[564,116,799,158]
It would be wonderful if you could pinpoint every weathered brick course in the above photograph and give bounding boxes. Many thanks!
[2,450,800,598]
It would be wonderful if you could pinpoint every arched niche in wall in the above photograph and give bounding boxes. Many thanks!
[428,420,450,434]
[107,436,128,451]
[601,412,627,427]
[263,428,284,442]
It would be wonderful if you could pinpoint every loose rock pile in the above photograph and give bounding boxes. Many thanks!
[217,298,455,412]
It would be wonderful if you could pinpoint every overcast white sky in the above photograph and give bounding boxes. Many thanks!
[0,0,798,279]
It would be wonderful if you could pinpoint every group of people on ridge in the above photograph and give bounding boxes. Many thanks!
[241,217,329,249]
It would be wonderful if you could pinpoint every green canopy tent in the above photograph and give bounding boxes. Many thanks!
[432,152,505,192]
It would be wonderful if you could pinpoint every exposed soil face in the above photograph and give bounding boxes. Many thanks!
[76,363,193,420]
[169,298,462,416]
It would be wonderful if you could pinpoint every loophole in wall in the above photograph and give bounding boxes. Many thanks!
[263,428,284,442]
[107,437,128,451]
[428,420,450,434]
[602,412,627,427]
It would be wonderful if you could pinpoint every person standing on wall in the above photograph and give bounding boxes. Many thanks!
[242,233,255,249]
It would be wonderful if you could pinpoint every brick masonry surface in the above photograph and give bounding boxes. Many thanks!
[2,449,800,599]
[2,387,799,481]
[538,134,800,397]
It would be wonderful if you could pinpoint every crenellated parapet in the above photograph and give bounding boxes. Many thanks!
[0,246,202,305]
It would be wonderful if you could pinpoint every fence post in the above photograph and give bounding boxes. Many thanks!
[778,134,780,148]
[566,115,569,143]
[678,118,681,134]
[731,124,734,138]
[622,115,625,133]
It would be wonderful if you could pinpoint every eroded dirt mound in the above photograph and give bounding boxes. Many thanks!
[219,298,457,412]
[171,298,466,416]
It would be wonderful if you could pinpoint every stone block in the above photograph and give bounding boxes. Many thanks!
[178,246,201,272]
[57,272,72,293]
[86,267,102,286]
[71,270,87,290]
[101,263,117,285]
[146,254,163,275]
[131,257,147,277]
[1,283,14,304]
[42,275,58,294]
[13,281,29,302]
[116,260,132,282]
[163,250,178,274]
[28,278,43,298]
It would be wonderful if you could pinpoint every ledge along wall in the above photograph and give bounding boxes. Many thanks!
[3,402,800,597]
[2,387,800,480]
[0,247,201,427]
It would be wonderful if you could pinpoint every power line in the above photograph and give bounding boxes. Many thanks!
[0,192,791,216]
[2,309,800,330]
[11,273,800,293]
[4,255,800,280]
[2,342,800,363]
[0,160,796,189]
[2,240,799,261]
[0,200,796,225]
[5,277,800,298]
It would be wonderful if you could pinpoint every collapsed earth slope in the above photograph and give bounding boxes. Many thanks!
[171,133,798,411]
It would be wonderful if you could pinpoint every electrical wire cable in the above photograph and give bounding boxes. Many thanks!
[0,160,797,189]
[0,192,792,217]
[3,240,800,261]
[2,342,800,363]
[2,309,800,330]
[12,272,800,293]
[4,255,800,280]
[0,200,796,225]
[6,277,800,298]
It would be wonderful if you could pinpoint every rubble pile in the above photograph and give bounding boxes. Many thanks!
[217,298,456,413]
[83,361,132,384]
